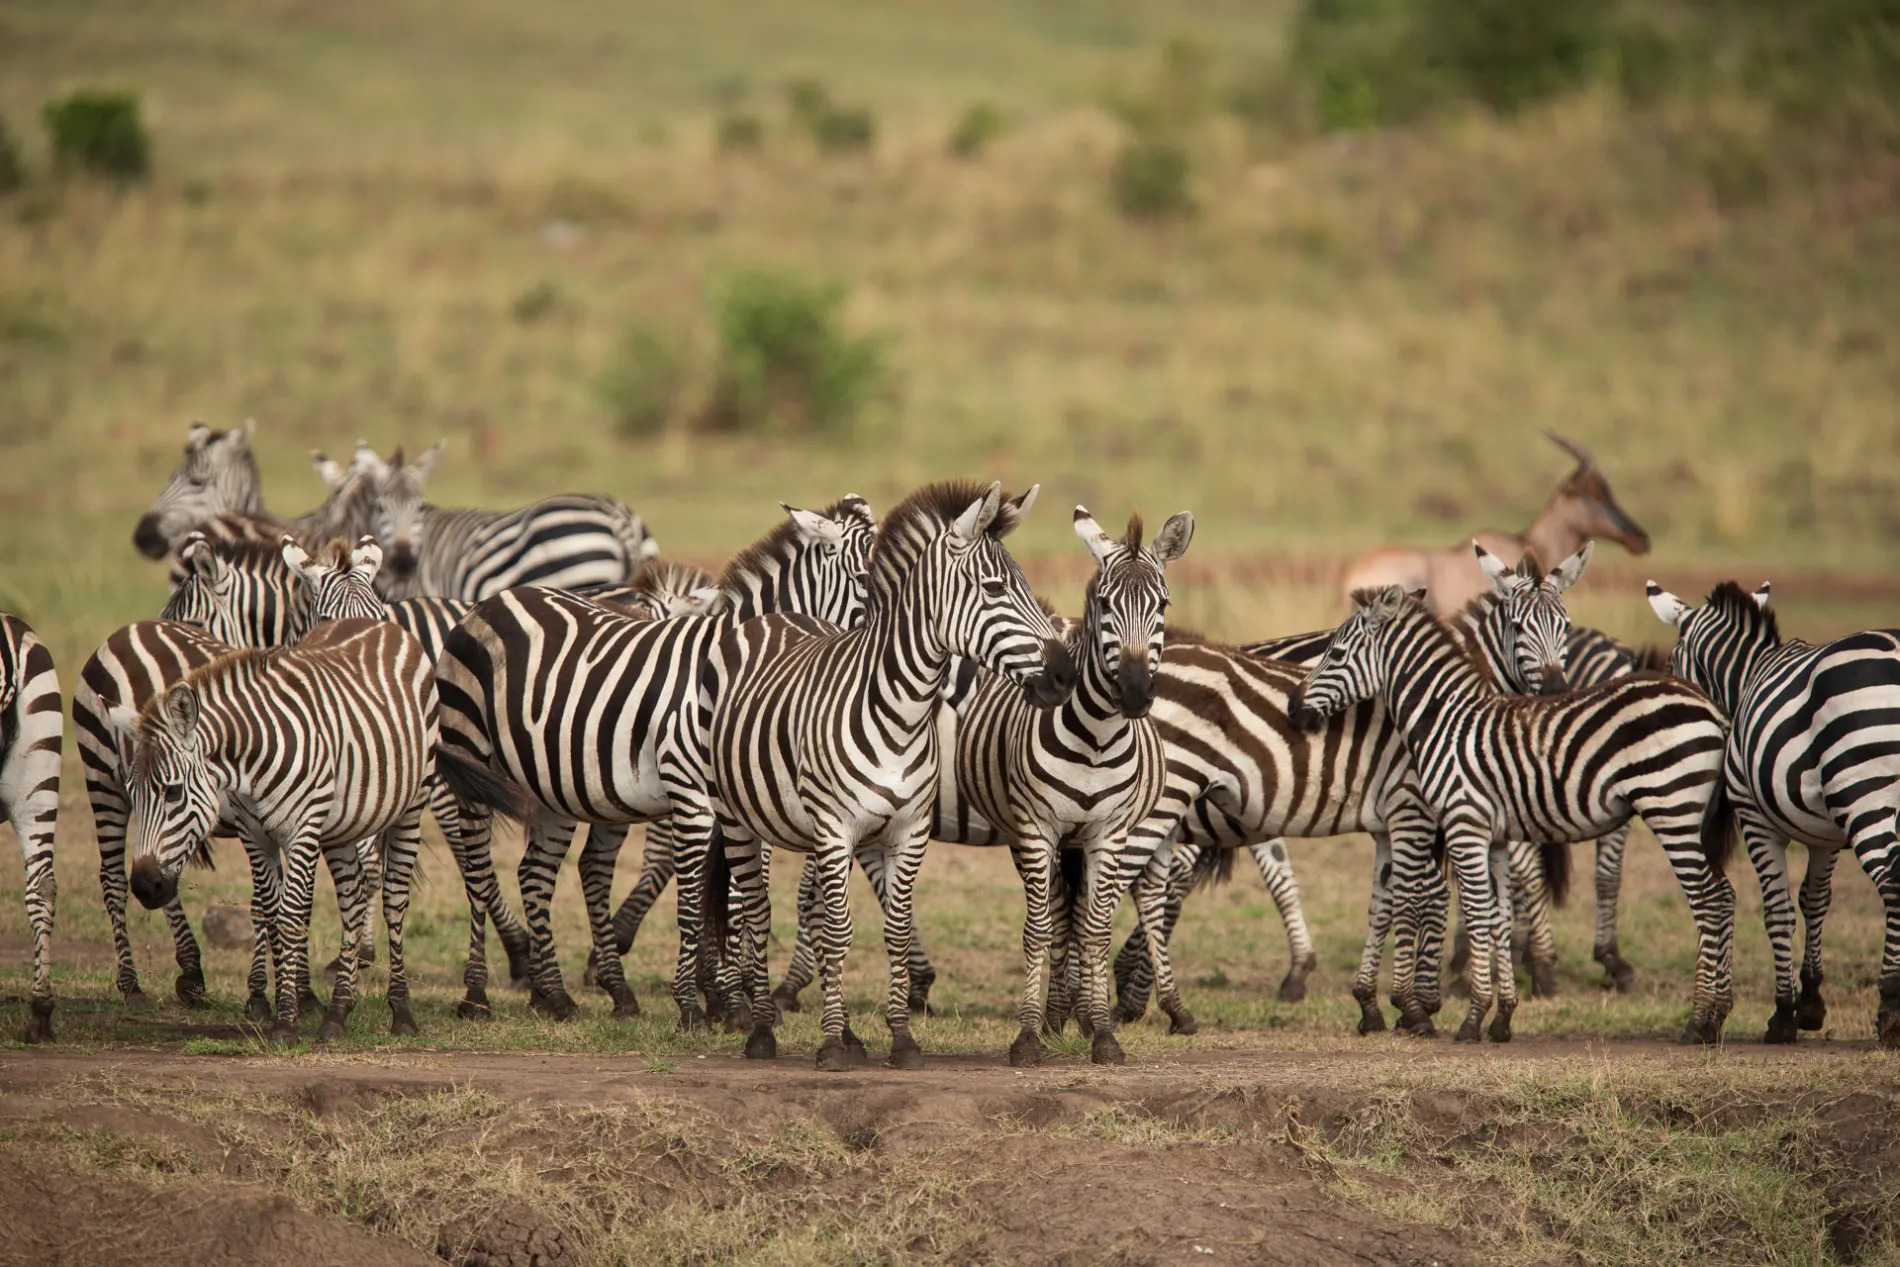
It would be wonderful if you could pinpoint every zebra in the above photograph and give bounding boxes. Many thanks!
[1108,542,1589,1033]
[164,532,313,648]
[105,620,529,1040]
[705,479,1077,1071]
[1647,579,1900,1047]
[581,560,724,621]
[434,497,879,1027]
[1288,584,1737,1043]
[0,613,62,1042]
[366,441,659,601]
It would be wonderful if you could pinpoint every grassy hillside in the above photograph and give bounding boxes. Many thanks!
[1,0,1898,674]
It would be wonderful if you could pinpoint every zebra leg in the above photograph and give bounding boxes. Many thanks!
[1354,833,1395,1034]
[1443,819,1502,1042]
[1795,842,1843,1032]
[432,781,530,1017]
[665,806,716,1032]
[1249,839,1318,1004]
[164,899,209,1005]
[1638,797,1737,1045]
[1007,836,1057,1066]
[1592,825,1635,991]
[1839,807,1900,1048]
[875,829,930,1070]
[811,838,862,1072]
[1486,841,1518,1041]
[315,837,372,1042]
[271,833,325,1041]
[1132,850,1195,1036]
[1044,859,1080,1035]
[772,854,821,1015]
[1506,839,1560,998]
[87,765,148,1004]
[1386,822,1444,1037]
[1111,848,1177,1024]
[518,815,582,1020]
[576,822,640,1019]
[1,720,59,1042]
[379,806,426,1037]
[859,844,937,1015]
[1737,811,1801,1043]
[590,818,677,987]
[718,825,779,1061]
[240,835,284,1024]
[1080,846,1131,1065]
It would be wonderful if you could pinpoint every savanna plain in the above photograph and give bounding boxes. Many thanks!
[2,1,1899,1263]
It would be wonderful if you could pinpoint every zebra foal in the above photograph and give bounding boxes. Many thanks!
[1649,580,1900,1047]
[1289,585,1738,1043]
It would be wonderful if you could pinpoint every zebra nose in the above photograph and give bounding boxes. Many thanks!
[133,515,169,560]
[130,856,177,910]
[1540,665,1569,695]
[1285,688,1324,733]
[1023,639,1077,708]
[1117,656,1154,718]
[387,547,417,576]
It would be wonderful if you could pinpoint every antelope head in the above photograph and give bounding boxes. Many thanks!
[1545,431,1650,556]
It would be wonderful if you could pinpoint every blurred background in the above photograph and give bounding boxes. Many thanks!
[2,0,1898,672]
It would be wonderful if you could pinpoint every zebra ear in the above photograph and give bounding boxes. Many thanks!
[312,451,347,491]
[350,440,387,478]
[413,439,446,481]
[991,484,1038,539]
[281,536,314,577]
[1150,512,1194,567]
[1752,582,1771,610]
[163,683,201,742]
[182,534,219,584]
[1473,541,1525,598]
[1072,506,1116,565]
[1365,584,1408,624]
[185,422,211,451]
[1548,542,1594,594]
[235,418,256,450]
[685,585,724,615]
[350,536,383,578]
[1645,581,1689,627]
[103,704,142,771]
[781,503,845,548]
[953,482,1005,543]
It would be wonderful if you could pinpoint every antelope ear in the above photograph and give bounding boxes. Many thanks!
[1548,542,1594,594]
[163,683,201,741]
[414,439,446,480]
[781,503,845,548]
[1473,541,1523,598]
[1072,506,1116,565]
[281,536,314,576]
[186,422,211,451]
[235,418,256,449]
[351,536,383,577]
[991,484,1039,539]
[1645,581,1688,626]
[1150,512,1194,567]
[1752,582,1771,610]
[312,451,347,491]
[952,481,1005,543]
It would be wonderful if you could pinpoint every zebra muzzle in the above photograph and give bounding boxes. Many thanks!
[130,856,178,911]
[1024,639,1078,708]
[1118,655,1154,718]
[1285,688,1325,733]
[133,514,170,560]
[1539,664,1569,695]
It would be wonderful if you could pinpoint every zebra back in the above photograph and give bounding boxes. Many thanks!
[387,595,474,662]
[160,533,309,648]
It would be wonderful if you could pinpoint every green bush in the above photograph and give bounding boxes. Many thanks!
[948,101,1007,158]
[43,90,149,181]
[706,269,885,434]
[596,323,685,439]
[783,78,876,154]
[1111,136,1193,217]
[717,111,763,152]
[1411,0,1614,116]
[0,120,22,193]
[511,280,567,324]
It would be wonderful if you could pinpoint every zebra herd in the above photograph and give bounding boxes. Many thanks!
[3,420,1899,1060]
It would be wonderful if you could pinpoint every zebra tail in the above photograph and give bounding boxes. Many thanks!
[703,825,732,958]
[1539,840,1571,908]
[431,746,536,826]
[1187,845,1235,894]
[1699,777,1736,878]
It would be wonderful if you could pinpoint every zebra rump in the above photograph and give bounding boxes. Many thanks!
[433,746,537,826]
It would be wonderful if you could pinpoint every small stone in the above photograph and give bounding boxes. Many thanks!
[201,905,254,951]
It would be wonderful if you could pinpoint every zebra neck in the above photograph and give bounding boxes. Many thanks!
[1731,638,1810,710]
[1382,611,1490,748]
[860,589,954,727]
[722,557,806,623]
[1065,628,1130,747]
[1447,600,1512,689]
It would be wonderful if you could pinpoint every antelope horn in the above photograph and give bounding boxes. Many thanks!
[1543,430,1597,470]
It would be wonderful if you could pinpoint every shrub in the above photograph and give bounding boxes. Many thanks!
[596,323,685,439]
[43,90,149,181]
[1111,136,1192,217]
[706,269,885,434]
[1104,35,1219,135]
[0,120,22,194]
[784,78,876,155]
[717,111,763,152]
[948,101,1006,158]
[1411,0,1614,116]
[511,280,566,324]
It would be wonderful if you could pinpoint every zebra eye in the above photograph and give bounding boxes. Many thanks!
[981,579,1006,598]
[1158,598,1170,613]
[163,782,187,804]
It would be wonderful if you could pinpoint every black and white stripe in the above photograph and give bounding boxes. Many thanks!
[1291,585,1737,1043]
[706,480,1076,1070]
[0,613,62,1042]
[1649,579,1900,1047]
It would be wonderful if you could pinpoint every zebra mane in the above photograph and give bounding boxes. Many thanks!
[1631,643,1671,673]
[1352,588,1493,680]
[183,534,296,572]
[634,559,717,599]
[868,480,1026,595]
[1705,580,1781,645]
[1122,511,1143,554]
[722,496,872,592]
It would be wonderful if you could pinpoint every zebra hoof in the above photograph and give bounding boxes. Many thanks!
[770,986,802,1015]
[1112,1002,1145,1026]
[676,1005,710,1034]
[321,954,344,982]
[316,1014,348,1044]
[1163,1004,1197,1037]
[1396,1013,1436,1039]
[1041,1015,1068,1039]
[389,1008,419,1038]
[529,989,579,1021]
[889,1034,925,1070]
[299,989,327,1020]
[580,952,599,989]
[23,997,53,1044]
[244,994,272,1023]
[1447,976,1471,1001]
[1530,963,1560,999]
[725,999,753,1034]
[1796,984,1827,1032]
[456,992,493,1021]
[841,1028,870,1067]
[745,1023,777,1060]
[504,943,533,990]
[268,1022,299,1047]
[610,990,642,1022]
[1678,1016,1721,1046]
[175,970,208,1006]
[907,995,933,1018]
[1090,1033,1126,1066]
[704,991,729,1026]
[816,1038,852,1072]
[1277,973,1309,1005]
[1453,1015,1484,1043]
[1007,1030,1043,1067]
[1357,1006,1387,1036]
[1487,1011,1514,1043]
[1878,1011,1900,1051]
[1073,1012,1095,1039]
[1764,1000,1798,1044]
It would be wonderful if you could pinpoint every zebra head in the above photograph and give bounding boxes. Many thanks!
[875,480,1075,708]
[1472,541,1590,695]
[304,441,387,543]
[285,535,386,625]
[1646,579,1774,714]
[135,419,262,559]
[781,495,878,626]
[160,532,304,648]
[1288,584,1421,730]
[1073,506,1194,718]
[369,440,445,582]
[108,684,224,909]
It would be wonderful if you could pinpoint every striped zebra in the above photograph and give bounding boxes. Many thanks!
[1108,543,1589,1034]
[1289,584,1737,1043]
[106,619,529,1040]
[1648,580,1900,1047]
[435,497,878,1027]
[706,480,1076,1070]
[367,442,659,601]
[0,613,62,1042]
[582,560,723,621]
